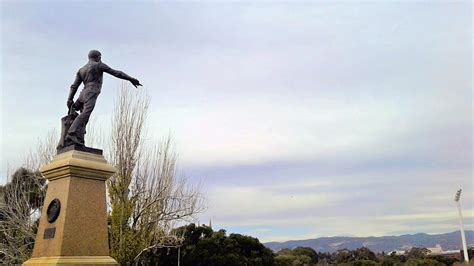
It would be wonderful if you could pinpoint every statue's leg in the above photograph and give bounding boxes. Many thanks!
[78,126,86,144]
[67,90,99,145]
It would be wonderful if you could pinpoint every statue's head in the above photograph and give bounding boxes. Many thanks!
[88,50,102,62]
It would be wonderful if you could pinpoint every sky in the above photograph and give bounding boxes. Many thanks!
[0,1,472,242]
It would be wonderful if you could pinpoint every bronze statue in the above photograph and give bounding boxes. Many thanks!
[57,50,141,151]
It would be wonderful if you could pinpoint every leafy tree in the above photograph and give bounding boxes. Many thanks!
[380,252,407,266]
[316,251,332,264]
[275,254,297,266]
[275,246,318,265]
[406,247,431,259]
[353,247,377,261]
[346,260,378,266]
[292,247,318,264]
[429,255,458,265]
[0,168,46,264]
[151,223,274,266]
[277,248,293,256]
[291,255,312,265]
[405,258,444,266]
[333,248,354,264]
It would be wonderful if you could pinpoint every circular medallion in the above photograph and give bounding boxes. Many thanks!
[46,198,61,223]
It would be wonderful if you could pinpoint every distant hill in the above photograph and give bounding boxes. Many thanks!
[264,231,474,253]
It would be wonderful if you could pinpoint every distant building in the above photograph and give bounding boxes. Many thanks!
[392,244,465,261]
[441,250,462,260]
[425,244,472,261]
[390,249,407,255]
[427,244,443,255]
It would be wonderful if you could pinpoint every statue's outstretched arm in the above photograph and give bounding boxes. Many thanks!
[100,62,141,87]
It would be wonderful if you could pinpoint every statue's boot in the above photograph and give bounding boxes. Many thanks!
[65,134,85,146]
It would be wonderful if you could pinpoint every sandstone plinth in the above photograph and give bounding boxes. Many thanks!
[23,150,118,265]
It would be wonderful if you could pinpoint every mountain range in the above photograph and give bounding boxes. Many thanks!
[264,231,474,253]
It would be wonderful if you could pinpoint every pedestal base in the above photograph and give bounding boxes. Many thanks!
[23,149,118,266]
[23,256,118,265]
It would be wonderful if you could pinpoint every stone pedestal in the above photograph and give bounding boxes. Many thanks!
[23,150,118,265]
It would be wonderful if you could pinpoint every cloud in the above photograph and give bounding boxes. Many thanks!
[197,160,472,241]
[378,211,474,222]
[208,184,340,218]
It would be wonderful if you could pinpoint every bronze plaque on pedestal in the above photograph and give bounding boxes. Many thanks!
[43,228,56,239]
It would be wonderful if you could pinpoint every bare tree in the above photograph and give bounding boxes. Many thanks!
[107,84,205,264]
[131,136,205,262]
[25,131,57,170]
[0,132,57,264]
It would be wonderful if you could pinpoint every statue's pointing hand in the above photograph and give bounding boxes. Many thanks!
[131,78,142,88]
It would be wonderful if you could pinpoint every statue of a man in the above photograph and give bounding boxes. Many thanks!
[64,50,141,146]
